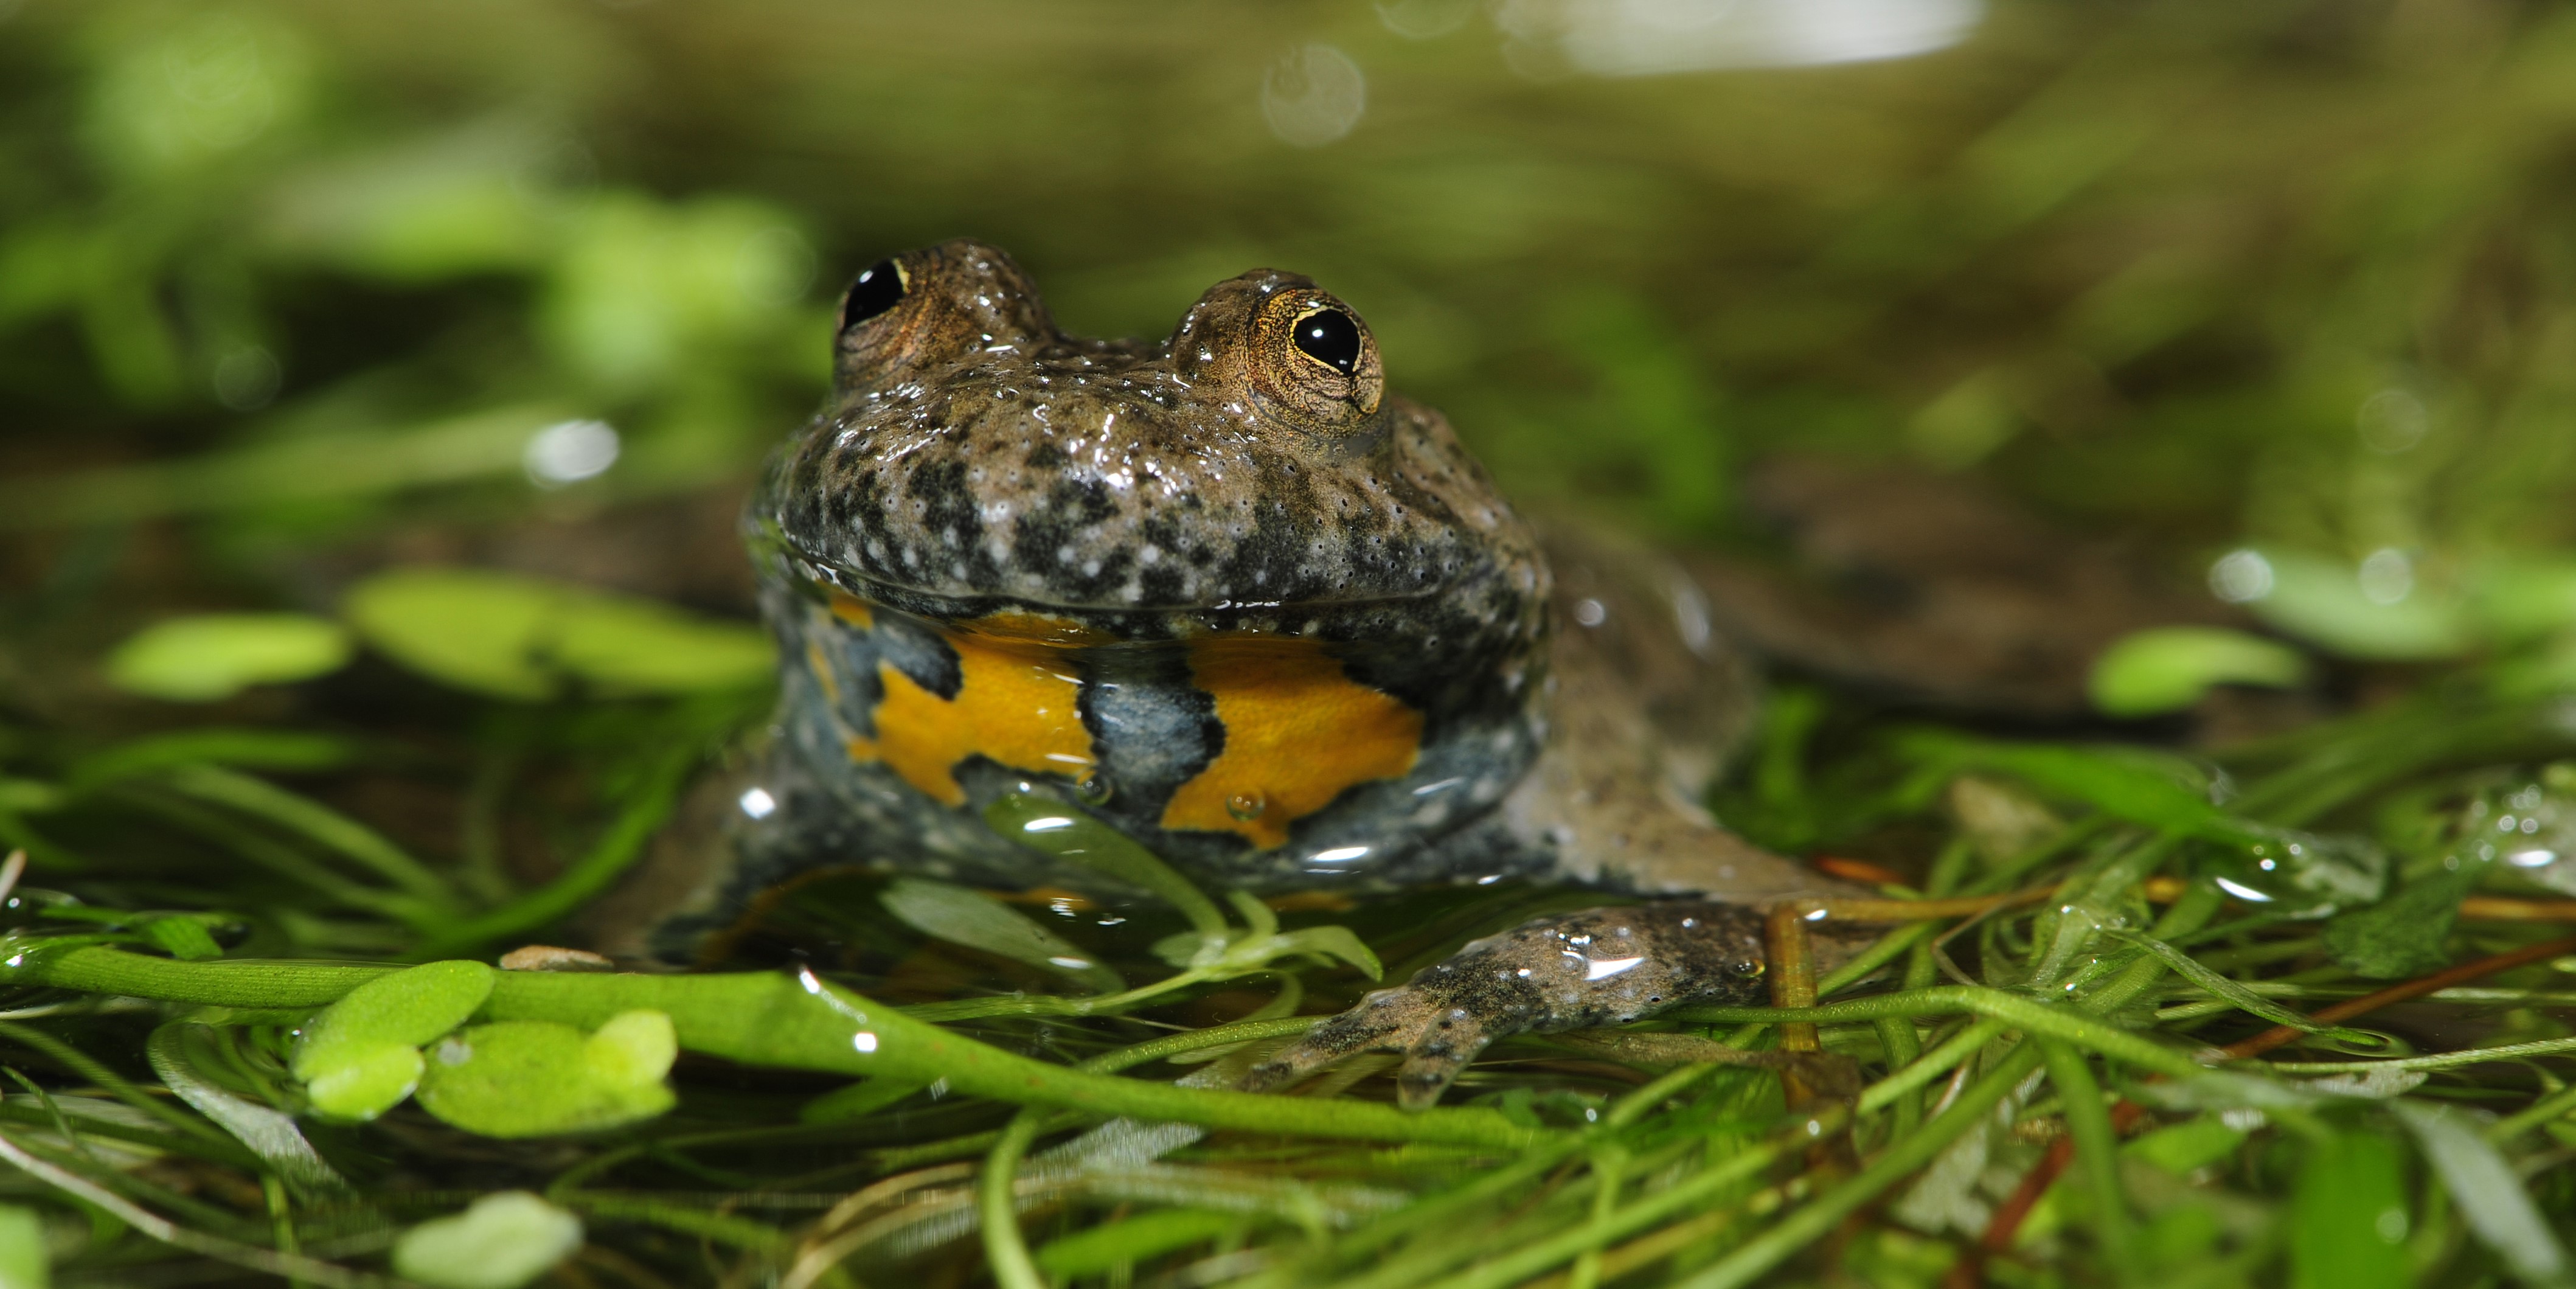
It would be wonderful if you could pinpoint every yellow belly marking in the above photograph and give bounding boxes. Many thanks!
[827,591,875,630]
[1160,635,1422,849]
[845,612,1099,805]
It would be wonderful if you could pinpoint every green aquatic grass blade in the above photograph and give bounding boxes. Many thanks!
[147,1024,350,1198]
[880,877,1123,993]
[984,791,1227,938]
[0,403,571,530]
[414,748,693,957]
[160,763,460,909]
[2102,928,2364,1037]
[2290,1131,2410,1289]
[2395,1100,2576,1288]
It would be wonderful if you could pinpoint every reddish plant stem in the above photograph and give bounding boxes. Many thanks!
[1951,933,2576,1286]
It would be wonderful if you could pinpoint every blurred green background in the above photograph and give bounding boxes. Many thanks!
[7,0,2576,678]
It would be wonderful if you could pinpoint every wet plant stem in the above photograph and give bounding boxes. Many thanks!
[1677,1046,2049,1289]
[2040,1036,2134,1278]
[4,948,1530,1146]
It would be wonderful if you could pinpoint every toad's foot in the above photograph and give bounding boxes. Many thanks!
[1243,902,1776,1110]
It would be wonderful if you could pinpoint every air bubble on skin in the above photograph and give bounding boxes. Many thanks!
[1227,791,1268,821]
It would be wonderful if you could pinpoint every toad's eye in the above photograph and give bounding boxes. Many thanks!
[840,259,906,330]
[1291,308,1361,375]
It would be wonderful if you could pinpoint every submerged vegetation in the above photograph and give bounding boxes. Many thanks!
[13,0,2576,1285]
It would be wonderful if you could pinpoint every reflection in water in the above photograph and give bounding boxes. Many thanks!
[1500,0,1982,75]
[1262,44,1367,147]
[1377,0,1481,40]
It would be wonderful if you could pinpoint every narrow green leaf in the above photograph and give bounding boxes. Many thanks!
[64,729,355,790]
[1279,925,1383,980]
[1898,732,2232,836]
[800,1077,930,1124]
[880,877,1123,993]
[984,792,1228,937]
[2394,1100,2575,1288]
[145,1024,349,1196]
[2102,929,2362,1037]
[161,763,459,908]
[1036,1208,1240,1278]
[2291,1131,2411,1289]
[140,916,221,962]
[0,1203,43,1289]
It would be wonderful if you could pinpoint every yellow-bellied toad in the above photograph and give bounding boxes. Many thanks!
[613,240,1861,1106]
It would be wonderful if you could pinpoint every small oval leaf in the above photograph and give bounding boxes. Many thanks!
[106,613,353,702]
[416,1020,676,1138]
[302,1041,424,1122]
[294,961,495,1117]
[2088,626,2306,717]
[392,1191,583,1289]
[583,1010,677,1088]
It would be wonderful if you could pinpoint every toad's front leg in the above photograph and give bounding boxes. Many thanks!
[1245,902,1777,1109]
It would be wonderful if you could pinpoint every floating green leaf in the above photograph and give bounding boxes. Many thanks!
[0,1204,42,1289]
[583,1009,678,1088]
[2466,556,2576,645]
[2088,626,2307,717]
[881,877,1122,993]
[1900,732,2233,836]
[291,959,494,1119]
[2324,864,2476,979]
[300,1041,424,1123]
[344,567,771,700]
[415,1011,677,1138]
[392,1191,583,1289]
[2238,547,2471,662]
[103,613,352,701]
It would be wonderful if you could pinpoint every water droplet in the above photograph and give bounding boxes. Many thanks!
[1076,773,1114,805]
[1226,791,1267,821]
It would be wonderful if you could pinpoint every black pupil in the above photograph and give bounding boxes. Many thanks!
[840,259,904,330]
[1293,309,1362,375]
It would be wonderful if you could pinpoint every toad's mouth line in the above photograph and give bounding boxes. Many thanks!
[791,544,1453,619]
